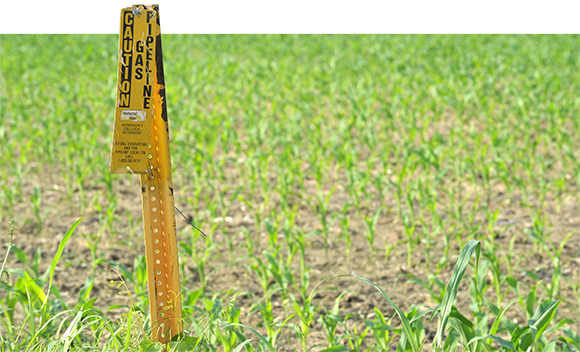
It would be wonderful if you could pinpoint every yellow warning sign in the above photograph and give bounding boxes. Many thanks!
[110,7,158,174]
[110,5,183,344]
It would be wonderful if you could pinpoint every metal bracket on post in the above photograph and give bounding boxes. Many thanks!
[110,4,182,344]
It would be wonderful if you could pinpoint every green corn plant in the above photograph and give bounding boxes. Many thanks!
[122,209,138,248]
[292,294,317,352]
[242,226,254,257]
[538,231,574,301]
[335,203,353,261]
[401,210,416,269]
[397,306,429,352]
[343,145,362,213]
[30,186,43,234]
[73,158,93,214]
[362,207,382,261]
[482,240,511,307]
[291,230,312,305]
[194,243,220,295]
[483,203,500,243]
[249,300,275,347]
[558,327,580,351]
[344,319,370,352]
[281,205,299,261]
[308,238,483,352]
[467,253,492,324]
[552,176,568,213]
[239,193,270,251]
[525,209,551,255]
[217,185,242,255]
[263,249,296,310]
[364,307,398,351]
[99,200,118,241]
[384,240,400,265]
[500,228,524,277]
[306,186,337,255]
[1,185,17,221]
[247,298,295,351]
[494,158,518,205]
[264,216,280,250]
[248,255,278,304]
[317,290,352,348]
[406,273,447,305]
[434,240,482,351]
[486,299,566,352]
[81,233,107,273]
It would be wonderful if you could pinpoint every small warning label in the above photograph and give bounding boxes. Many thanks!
[110,7,159,174]
[121,110,147,122]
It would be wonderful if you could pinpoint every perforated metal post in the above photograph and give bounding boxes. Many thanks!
[139,5,182,343]
[110,4,182,344]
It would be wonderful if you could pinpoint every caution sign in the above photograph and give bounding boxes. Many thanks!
[109,5,183,344]
[110,7,158,173]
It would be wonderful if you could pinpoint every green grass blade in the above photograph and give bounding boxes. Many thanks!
[60,309,84,351]
[47,217,83,290]
[42,217,83,312]
[24,218,83,352]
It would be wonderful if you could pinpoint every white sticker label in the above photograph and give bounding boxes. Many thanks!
[120,110,147,122]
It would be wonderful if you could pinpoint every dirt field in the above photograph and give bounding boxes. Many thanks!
[1,34,579,351]
[3,158,579,349]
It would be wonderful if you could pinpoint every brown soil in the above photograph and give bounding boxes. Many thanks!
[1,165,579,351]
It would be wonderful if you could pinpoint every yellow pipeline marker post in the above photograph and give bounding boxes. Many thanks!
[110,4,182,343]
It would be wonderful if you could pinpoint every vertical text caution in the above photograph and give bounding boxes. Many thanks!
[110,7,157,174]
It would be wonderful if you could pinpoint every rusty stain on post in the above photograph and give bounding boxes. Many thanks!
[139,4,182,343]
